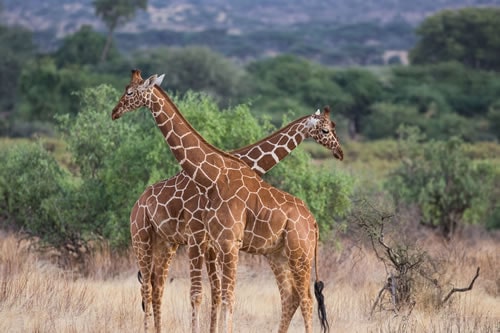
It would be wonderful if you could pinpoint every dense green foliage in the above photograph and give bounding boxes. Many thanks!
[0,25,35,113]
[0,85,353,249]
[0,142,66,240]
[246,55,346,123]
[331,69,383,138]
[410,8,500,71]
[132,47,250,107]
[0,5,499,253]
[386,127,498,238]
[54,25,121,67]
[2,6,500,141]
[93,0,148,62]
[13,57,124,136]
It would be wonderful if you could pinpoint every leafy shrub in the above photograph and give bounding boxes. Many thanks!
[263,116,353,234]
[3,84,353,251]
[487,100,500,141]
[68,85,354,245]
[386,126,496,238]
[0,142,76,246]
[363,102,419,139]
[57,84,178,247]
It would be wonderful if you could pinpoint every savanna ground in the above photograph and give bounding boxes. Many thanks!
[1,138,499,332]
[0,227,498,333]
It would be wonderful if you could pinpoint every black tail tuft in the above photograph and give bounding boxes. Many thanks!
[137,271,143,284]
[314,280,330,333]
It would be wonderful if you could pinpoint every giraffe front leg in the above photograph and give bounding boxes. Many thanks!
[152,242,179,333]
[218,241,240,333]
[205,245,221,333]
[187,230,208,333]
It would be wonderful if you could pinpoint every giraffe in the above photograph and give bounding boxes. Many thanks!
[111,69,332,333]
[133,107,343,333]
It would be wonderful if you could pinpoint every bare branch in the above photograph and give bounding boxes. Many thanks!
[440,267,480,305]
[370,284,387,317]
[389,273,398,313]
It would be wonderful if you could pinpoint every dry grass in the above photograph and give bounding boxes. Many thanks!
[0,231,499,333]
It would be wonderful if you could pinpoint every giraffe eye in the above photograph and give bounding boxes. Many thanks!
[321,128,329,134]
[126,90,133,96]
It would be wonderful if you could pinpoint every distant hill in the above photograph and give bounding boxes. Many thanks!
[2,0,499,65]
[3,0,500,36]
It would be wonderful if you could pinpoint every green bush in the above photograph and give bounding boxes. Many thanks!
[66,85,353,246]
[363,102,419,139]
[0,141,78,247]
[263,116,353,235]
[386,126,496,238]
[57,84,178,247]
[3,84,354,250]
[487,100,500,140]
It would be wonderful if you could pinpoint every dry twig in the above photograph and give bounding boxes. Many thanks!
[440,267,480,305]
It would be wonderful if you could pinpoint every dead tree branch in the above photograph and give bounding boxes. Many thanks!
[440,267,480,305]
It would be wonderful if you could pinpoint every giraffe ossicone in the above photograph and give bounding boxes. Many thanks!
[111,69,336,333]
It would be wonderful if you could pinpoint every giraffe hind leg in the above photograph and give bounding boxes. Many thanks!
[266,253,300,333]
[289,256,314,333]
[137,270,147,312]
[151,241,178,333]
[138,260,154,332]
[130,205,154,331]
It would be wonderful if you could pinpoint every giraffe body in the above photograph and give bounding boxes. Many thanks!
[112,70,338,333]
[132,105,342,333]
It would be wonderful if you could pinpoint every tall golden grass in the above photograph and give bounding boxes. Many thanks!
[0,231,498,333]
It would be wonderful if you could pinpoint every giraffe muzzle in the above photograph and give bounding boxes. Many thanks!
[333,148,344,161]
[111,110,122,120]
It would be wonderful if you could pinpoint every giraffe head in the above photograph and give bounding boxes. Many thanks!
[111,69,165,120]
[307,106,344,160]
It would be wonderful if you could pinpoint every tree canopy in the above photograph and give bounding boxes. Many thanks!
[54,25,120,67]
[93,0,147,62]
[410,7,500,71]
[0,25,35,113]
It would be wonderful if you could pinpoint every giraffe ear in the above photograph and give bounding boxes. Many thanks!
[155,74,165,86]
[142,74,163,89]
[315,109,321,116]
[130,69,143,83]
[323,105,331,117]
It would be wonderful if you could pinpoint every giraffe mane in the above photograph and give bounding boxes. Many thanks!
[152,84,250,164]
[229,115,311,154]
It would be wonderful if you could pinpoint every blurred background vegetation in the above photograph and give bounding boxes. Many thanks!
[0,1,498,258]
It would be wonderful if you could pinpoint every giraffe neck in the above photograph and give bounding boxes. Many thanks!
[147,85,233,188]
[231,115,312,175]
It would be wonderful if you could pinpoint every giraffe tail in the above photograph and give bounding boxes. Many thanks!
[314,226,330,333]
[137,271,146,312]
